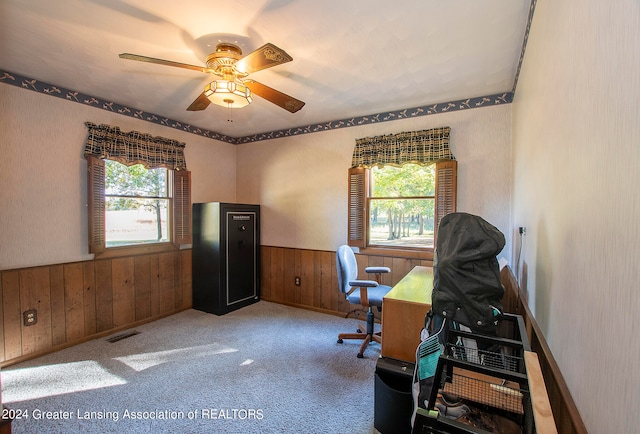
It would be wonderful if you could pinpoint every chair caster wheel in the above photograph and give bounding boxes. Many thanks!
[357,353,364,358]
[337,339,343,344]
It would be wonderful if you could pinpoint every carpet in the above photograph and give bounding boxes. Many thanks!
[2,301,381,433]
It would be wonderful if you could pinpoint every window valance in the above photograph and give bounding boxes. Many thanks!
[83,122,187,170]
[351,127,454,168]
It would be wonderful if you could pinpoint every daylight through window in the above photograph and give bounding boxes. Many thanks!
[104,160,170,247]
[369,164,436,248]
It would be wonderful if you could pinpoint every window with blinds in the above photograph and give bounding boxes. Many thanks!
[348,160,456,251]
[87,156,191,255]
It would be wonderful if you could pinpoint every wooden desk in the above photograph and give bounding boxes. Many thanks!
[381,266,432,362]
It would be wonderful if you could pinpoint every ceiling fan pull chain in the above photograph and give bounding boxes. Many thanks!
[226,100,233,123]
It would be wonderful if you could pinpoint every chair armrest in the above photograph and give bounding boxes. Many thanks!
[348,279,379,288]
[365,266,391,274]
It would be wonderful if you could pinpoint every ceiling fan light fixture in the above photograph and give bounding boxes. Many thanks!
[204,80,253,108]
[120,41,304,113]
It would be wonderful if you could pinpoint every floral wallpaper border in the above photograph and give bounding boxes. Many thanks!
[236,92,513,144]
[0,70,514,145]
[1,3,537,145]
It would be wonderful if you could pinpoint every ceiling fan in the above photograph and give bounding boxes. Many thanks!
[119,42,305,113]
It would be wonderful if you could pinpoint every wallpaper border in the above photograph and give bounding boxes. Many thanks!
[1,70,512,145]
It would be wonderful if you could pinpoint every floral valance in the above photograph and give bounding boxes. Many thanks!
[83,122,187,170]
[351,127,454,168]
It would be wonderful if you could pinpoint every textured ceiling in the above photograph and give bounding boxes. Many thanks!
[0,0,531,141]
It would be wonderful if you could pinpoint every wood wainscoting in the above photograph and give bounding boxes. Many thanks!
[1,245,430,366]
[260,245,433,317]
[1,250,192,367]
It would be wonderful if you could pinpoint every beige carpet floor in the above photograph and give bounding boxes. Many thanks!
[2,301,381,433]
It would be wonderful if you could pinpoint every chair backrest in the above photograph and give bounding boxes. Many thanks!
[336,245,358,295]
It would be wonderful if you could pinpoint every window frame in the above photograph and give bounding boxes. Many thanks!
[348,160,456,258]
[87,156,192,258]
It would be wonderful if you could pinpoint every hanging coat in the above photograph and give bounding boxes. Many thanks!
[432,212,505,334]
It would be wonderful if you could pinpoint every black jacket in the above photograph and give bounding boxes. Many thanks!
[432,212,505,334]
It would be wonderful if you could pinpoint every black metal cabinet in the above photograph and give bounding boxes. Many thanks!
[192,202,260,315]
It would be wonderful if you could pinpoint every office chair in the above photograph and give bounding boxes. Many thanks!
[336,245,392,358]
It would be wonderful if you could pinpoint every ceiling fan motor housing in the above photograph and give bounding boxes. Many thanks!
[206,43,248,79]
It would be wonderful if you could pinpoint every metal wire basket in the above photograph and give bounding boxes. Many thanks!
[416,314,536,434]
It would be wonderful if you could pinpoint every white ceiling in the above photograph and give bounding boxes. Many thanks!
[0,0,531,140]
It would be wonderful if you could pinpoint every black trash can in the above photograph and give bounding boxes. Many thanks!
[374,357,415,434]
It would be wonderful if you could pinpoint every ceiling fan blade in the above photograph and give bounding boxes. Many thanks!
[245,80,305,113]
[235,43,293,74]
[119,53,210,74]
[186,92,211,111]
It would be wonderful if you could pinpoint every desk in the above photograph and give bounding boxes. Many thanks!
[381,266,432,363]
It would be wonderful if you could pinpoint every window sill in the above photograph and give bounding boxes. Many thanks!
[357,246,435,261]
[93,242,179,259]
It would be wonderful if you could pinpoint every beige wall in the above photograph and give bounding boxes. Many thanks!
[512,0,639,432]
[237,104,513,258]
[0,85,237,270]
[2,82,513,271]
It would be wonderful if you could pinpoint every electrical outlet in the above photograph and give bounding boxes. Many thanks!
[23,309,37,326]
[294,276,301,286]
[518,226,526,235]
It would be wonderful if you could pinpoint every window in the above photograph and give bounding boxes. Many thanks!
[369,163,436,248]
[83,122,191,256]
[87,156,191,255]
[348,160,456,251]
[105,160,170,247]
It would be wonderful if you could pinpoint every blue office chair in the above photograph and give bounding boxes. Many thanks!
[336,245,392,358]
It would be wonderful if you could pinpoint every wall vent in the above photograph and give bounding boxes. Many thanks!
[106,331,139,343]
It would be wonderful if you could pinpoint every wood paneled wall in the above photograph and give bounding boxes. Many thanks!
[260,245,433,316]
[1,250,191,366]
[1,245,431,366]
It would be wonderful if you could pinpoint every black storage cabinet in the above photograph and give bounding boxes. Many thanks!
[192,202,260,315]
[375,357,415,434]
